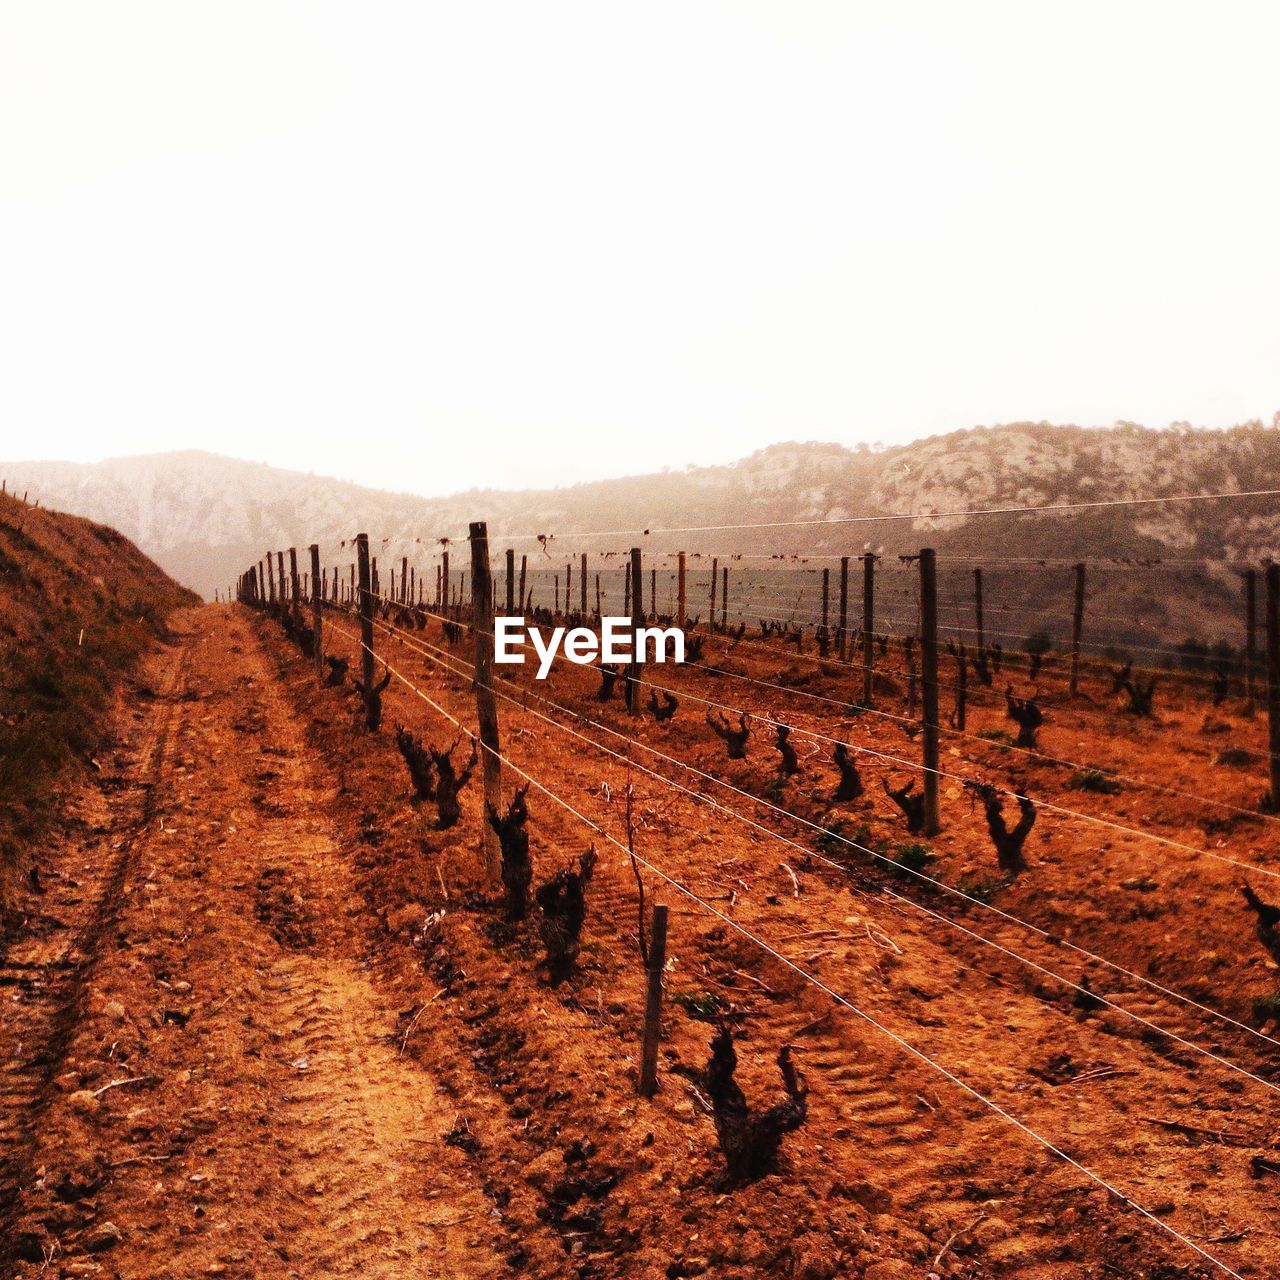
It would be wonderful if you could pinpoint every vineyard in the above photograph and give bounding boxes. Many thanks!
[7,497,1280,1277]
[6,4,1279,1274]
[221,510,1280,1279]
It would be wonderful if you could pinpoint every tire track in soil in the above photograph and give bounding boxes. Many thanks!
[4,610,513,1277]
[0,629,188,1244]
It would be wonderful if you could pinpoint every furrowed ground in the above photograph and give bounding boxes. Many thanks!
[5,596,1279,1278]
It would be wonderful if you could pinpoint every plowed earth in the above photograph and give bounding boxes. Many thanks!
[4,602,1279,1278]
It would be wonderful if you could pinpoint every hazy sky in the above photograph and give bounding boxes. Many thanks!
[2,2,1278,495]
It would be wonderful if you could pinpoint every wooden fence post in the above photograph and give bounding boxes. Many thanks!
[595,573,602,618]
[973,567,985,655]
[504,549,515,614]
[580,552,588,615]
[919,548,941,836]
[309,544,324,681]
[1069,562,1086,697]
[638,903,669,1098]
[257,561,265,605]
[677,552,687,629]
[862,553,876,706]
[1245,568,1257,717]
[710,557,719,631]
[721,566,728,630]
[821,567,830,632]
[276,551,286,614]
[470,522,503,879]
[289,548,302,628]
[519,555,528,615]
[266,552,276,606]
[356,534,377,730]
[838,555,849,660]
[953,644,967,731]
[628,547,643,715]
[440,549,449,611]
[1266,563,1280,810]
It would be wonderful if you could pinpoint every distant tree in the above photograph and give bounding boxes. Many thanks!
[1177,638,1210,673]
[1023,630,1053,681]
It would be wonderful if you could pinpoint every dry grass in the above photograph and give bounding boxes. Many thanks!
[0,491,193,928]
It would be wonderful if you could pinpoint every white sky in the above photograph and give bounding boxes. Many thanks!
[2,2,1278,495]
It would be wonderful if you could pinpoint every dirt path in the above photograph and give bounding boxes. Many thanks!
[0,628,187,1236]
[3,609,506,1278]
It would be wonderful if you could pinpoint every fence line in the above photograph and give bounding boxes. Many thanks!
[345,590,1280,884]
[354,611,1280,1060]
[314,614,1246,1280]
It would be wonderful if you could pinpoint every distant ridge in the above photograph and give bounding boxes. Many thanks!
[4,423,1280,609]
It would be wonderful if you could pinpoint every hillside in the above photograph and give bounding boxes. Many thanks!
[0,490,195,931]
[3,422,1279,626]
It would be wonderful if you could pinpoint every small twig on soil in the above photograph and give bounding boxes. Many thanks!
[780,863,800,897]
[933,1212,988,1270]
[793,1009,834,1037]
[428,1213,477,1229]
[1072,1067,1137,1085]
[686,1084,713,1114]
[730,969,776,995]
[109,1154,173,1168]
[400,989,447,1055]
[864,923,902,955]
[1142,1115,1254,1146]
[92,1075,159,1098]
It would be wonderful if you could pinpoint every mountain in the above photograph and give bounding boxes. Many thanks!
[3,423,1278,646]
[0,452,445,604]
